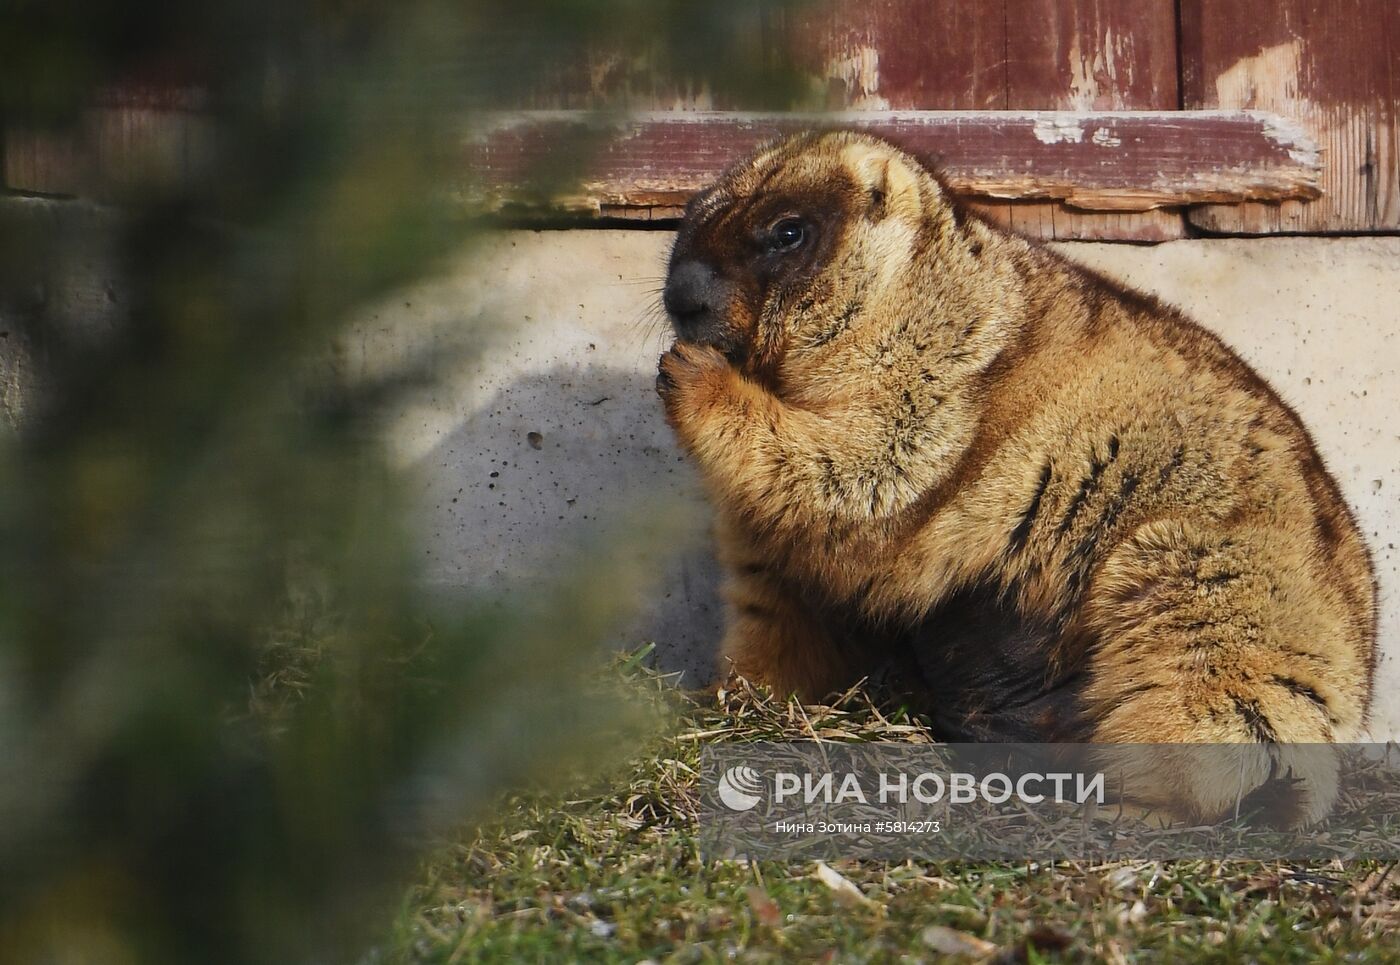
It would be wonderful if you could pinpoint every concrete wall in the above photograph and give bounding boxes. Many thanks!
[375,230,1400,740]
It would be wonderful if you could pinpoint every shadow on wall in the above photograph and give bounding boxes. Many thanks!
[411,361,725,685]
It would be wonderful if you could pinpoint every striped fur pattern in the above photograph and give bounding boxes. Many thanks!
[656,131,1377,826]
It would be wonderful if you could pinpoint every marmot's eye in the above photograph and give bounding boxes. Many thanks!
[766,217,807,253]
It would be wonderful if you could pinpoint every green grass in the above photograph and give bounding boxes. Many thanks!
[386,667,1400,963]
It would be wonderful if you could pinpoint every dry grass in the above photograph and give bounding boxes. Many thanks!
[385,658,1400,963]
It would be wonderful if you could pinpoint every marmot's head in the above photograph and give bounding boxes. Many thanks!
[662,131,964,382]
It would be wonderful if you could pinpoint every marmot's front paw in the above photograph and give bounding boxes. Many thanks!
[657,341,730,423]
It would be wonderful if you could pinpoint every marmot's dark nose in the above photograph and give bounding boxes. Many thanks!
[663,259,720,331]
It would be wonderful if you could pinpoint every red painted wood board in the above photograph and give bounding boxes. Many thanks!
[498,1,1190,238]
[464,110,1321,217]
[999,0,1183,239]
[1180,0,1400,233]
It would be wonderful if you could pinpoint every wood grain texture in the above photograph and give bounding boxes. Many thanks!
[513,1,1010,112]
[787,0,1009,110]
[1002,0,1183,239]
[4,125,84,196]
[4,106,213,199]
[792,0,1187,238]
[1180,0,1400,233]
[965,199,1186,242]
[466,110,1320,217]
[14,2,1394,238]
[502,1,1190,239]
[1005,0,1179,109]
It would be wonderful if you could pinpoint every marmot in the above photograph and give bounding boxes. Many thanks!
[656,131,1376,826]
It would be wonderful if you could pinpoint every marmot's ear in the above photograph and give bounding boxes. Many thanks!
[841,143,928,220]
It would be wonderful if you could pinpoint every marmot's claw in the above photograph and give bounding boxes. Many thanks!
[656,347,681,398]
[655,365,676,397]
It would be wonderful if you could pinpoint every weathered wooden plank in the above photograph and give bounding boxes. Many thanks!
[963,199,1184,242]
[1180,0,1400,233]
[787,0,1010,111]
[4,125,85,196]
[517,1,1010,113]
[4,105,214,199]
[1005,0,1179,110]
[1000,0,1183,240]
[4,4,1200,240]
[790,0,1187,238]
[507,1,1187,240]
[464,110,1321,216]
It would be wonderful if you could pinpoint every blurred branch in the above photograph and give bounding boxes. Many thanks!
[0,1,811,962]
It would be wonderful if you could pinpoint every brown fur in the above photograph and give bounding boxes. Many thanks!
[656,131,1377,826]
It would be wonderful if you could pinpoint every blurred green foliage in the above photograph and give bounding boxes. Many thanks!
[0,1,807,961]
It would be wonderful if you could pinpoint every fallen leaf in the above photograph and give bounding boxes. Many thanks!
[814,861,872,909]
[921,924,997,957]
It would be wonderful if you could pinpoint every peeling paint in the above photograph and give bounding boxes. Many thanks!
[1204,39,1332,224]
[1260,112,1321,169]
[1215,40,1304,109]
[1204,40,1318,220]
[467,110,1321,215]
[827,44,888,110]
[1213,42,1319,167]
[1064,32,1096,110]
[1032,116,1085,144]
[1091,127,1123,148]
[1064,27,1138,111]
